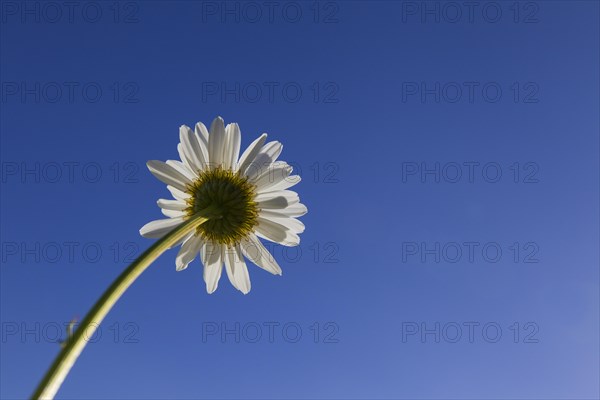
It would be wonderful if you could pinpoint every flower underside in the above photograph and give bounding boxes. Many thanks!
[185,168,259,246]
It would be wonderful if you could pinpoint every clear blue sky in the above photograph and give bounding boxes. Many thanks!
[1,1,598,399]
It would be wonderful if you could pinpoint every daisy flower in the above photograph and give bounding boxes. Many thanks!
[33,118,307,399]
[139,117,307,294]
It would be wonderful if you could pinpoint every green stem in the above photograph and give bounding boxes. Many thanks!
[32,211,212,400]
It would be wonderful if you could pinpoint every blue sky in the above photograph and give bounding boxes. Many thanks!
[1,1,599,399]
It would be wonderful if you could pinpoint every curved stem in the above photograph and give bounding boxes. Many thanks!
[32,212,213,400]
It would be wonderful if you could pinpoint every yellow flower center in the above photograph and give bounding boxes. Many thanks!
[185,168,259,246]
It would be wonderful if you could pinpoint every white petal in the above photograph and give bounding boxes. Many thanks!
[179,125,208,173]
[240,234,282,275]
[261,175,301,192]
[223,123,241,170]
[194,123,210,169]
[157,199,187,211]
[208,116,226,169]
[176,235,203,271]
[166,159,196,181]
[255,190,299,208]
[242,141,282,178]
[255,218,300,246]
[223,248,237,290]
[252,163,293,191]
[177,143,189,169]
[255,141,283,166]
[139,217,184,238]
[202,242,223,294]
[250,161,291,182]
[261,203,308,217]
[177,232,195,247]
[257,196,288,209]
[147,160,191,192]
[167,185,191,201]
[177,126,195,168]
[224,245,251,294]
[258,214,305,233]
[195,122,210,150]
[237,133,267,173]
[161,209,185,218]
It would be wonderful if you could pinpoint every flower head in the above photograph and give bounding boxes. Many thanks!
[140,117,307,294]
